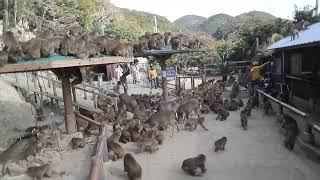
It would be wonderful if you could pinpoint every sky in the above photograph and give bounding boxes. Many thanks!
[111,0,317,21]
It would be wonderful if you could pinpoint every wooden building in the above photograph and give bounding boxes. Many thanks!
[267,22,320,159]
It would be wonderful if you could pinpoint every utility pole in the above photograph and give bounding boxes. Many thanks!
[153,16,158,33]
[315,0,319,16]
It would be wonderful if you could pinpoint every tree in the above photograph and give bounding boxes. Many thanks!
[293,5,314,23]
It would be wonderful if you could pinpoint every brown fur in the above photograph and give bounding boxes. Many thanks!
[3,31,23,63]
[109,142,125,161]
[240,110,248,130]
[216,107,230,121]
[112,43,133,58]
[71,137,86,149]
[184,117,208,131]
[214,136,227,152]
[27,161,54,180]
[124,153,142,180]
[181,154,207,176]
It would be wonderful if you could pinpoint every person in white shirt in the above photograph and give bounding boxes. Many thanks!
[132,64,140,84]
[115,65,123,85]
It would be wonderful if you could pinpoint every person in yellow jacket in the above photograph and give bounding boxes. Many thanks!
[148,66,158,89]
[250,61,271,86]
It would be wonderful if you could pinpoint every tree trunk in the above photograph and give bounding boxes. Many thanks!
[3,0,9,33]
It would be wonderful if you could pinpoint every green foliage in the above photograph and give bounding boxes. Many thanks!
[104,23,138,42]
[293,5,314,23]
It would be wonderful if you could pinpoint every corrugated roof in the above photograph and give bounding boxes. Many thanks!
[268,22,320,50]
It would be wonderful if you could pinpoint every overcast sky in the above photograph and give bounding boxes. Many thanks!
[111,0,316,21]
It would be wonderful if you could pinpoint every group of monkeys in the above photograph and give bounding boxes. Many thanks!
[0,26,203,67]
[19,74,273,179]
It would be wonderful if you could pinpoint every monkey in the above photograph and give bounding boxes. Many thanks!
[224,99,239,111]
[71,137,86,149]
[184,117,209,131]
[112,43,133,58]
[123,153,142,180]
[171,38,181,50]
[113,122,121,132]
[230,81,240,100]
[147,36,158,50]
[244,104,252,117]
[216,107,229,121]
[177,101,201,123]
[133,40,149,54]
[211,102,224,114]
[77,44,100,59]
[181,154,207,177]
[240,110,248,130]
[263,99,272,115]
[23,38,54,60]
[108,141,125,161]
[76,118,89,131]
[107,129,122,151]
[164,32,172,46]
[2,31,23,63]
[155,35,165,50]
[290,20,310,41]
[27,161,55,180]
[237,96,244,107]
[0,50,8,67]
[200,103,211,114]
[136,135,159,154]
[103,38,121,54]
[40,39,55,57]
[120,129,132,144]
[142,122,165,145]
[214,136,227,152]
[36,29,54,39]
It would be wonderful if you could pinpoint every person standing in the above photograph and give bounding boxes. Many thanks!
[148,66,158,89]
[115,65,123,85]
[132,64,140,84]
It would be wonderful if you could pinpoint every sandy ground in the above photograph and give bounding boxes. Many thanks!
[102,108,320,180]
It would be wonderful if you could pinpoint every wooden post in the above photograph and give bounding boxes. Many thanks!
[92,89,97,109]
[83,84,87,100]
[160,58,168,100]
[89,124,108,180]
[72,86,77,103]
[61,72,77,134]
[52,81,59,107]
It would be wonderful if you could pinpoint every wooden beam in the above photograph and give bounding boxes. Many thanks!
[0,56,133,74]
[60,71,77,134]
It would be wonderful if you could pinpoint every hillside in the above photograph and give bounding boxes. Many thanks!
[173,15,207,34]
[174,11,277,37]
[111,8,179,39]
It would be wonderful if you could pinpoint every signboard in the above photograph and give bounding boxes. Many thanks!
[166,66,176,80]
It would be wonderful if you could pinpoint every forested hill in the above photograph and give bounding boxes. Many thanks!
[174,11,277,37]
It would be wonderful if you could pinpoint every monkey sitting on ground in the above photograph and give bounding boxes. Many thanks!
[107,129,122,150]
[124,153,142,180]
[216,107,230,121]
[264,99,272,115]
[27,161,62,180]
[71,137,86,149]
[240,110,248,130]
[200,103,211,114]
[214,136,227,152]
[109,141,125,161]
[184,117,209,131]
[237,97,244,107]
[211,102,224,114]
[143,122,165,145]
[181,154,207,176]
[136,135,159,154]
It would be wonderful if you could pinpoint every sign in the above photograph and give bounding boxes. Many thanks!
[166,66,176,80]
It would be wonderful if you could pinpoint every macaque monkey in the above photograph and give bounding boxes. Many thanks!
[112,43,133,58]
[181,154,207,176]
[264,99,272,115]
[184,117,209,131]
[27,161,55,180]
[216,108,230,121]
[109,142,125,161]
[240,110,248,130]
[214,136,227,152]
[200,103,211,114]
[3,31,23,63]
[123,153,142,180]
[71,137,86,149]
[136,135,159,154]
